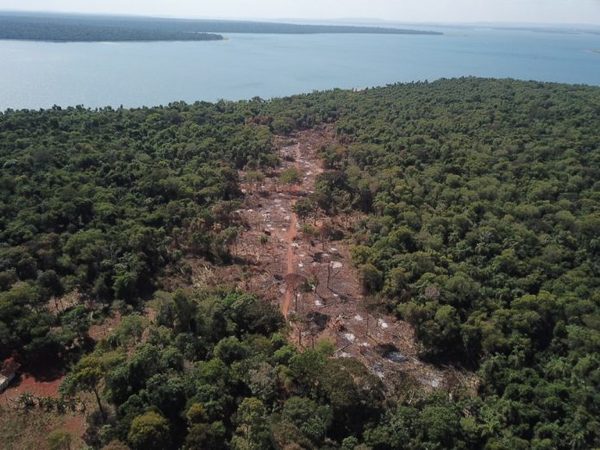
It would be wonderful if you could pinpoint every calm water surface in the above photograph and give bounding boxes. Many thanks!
[0,27,599,109]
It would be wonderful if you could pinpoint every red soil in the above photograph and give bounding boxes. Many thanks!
[0,373,63,406]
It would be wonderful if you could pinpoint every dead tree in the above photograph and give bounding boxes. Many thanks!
[284,273,308,314]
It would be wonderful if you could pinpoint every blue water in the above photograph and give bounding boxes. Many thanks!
[0,27,598,110]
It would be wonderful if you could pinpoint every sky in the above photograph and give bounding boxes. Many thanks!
[1,0,599,26]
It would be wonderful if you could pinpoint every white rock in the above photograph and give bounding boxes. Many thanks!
[343,333,356,342]
[378,319,389,329]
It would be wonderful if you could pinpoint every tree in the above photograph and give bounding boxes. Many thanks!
[360,263,383,294]
[293,197,318,223]
[60,305,90,345]
[319,359,384,436]
[419,404,461,447]
[231,397,271,450]
[185,422,227,450]
[145,373,187,420]
[281,396,332,443]
[61,352,122,420]
[128,411,171,450]
[383,267,409,299]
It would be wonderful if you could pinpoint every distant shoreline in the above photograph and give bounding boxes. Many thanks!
[0,12,442,43]
[0,36,225,44]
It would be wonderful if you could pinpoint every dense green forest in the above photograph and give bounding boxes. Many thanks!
[267,78,600,449]
[0,14,223,42]
[0,101,275,366]
[0,13,440,42]
[1,78,599,449]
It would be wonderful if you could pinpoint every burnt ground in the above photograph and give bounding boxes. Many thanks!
[198,126,474,393]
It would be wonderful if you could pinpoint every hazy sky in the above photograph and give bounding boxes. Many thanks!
[1,0,599,25]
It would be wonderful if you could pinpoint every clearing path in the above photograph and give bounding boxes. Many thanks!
[282,204,298,318]
[221,127,458,391]
[281,142,302,318]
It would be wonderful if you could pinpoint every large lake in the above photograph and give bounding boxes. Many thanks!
[1,27,599,110]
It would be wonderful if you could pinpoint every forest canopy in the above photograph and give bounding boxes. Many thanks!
[0,78,598,449]
[270,78,600,449]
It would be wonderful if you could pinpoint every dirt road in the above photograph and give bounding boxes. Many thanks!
[282,143,301,319]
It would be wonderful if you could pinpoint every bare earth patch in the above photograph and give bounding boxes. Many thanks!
[88,311,123,342]
[0,309,121,449]
[0,377,87,450]
[203,126,473,393]
[0,406,86,450]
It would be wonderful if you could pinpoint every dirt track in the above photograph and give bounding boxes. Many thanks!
[282,143,302,319]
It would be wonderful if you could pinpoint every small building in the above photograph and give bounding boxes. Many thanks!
[0,358,20,392]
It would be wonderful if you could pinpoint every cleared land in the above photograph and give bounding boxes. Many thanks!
[174,127,471,394]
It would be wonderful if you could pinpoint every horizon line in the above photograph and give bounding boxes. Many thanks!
[1,9,599,28]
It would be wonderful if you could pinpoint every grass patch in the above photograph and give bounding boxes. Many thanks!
[0,405,86,450]
[279,167,301,184]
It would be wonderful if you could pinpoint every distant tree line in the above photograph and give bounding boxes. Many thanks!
[0,12,441,43]
[0,15,223,42]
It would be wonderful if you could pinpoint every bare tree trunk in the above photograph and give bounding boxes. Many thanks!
[93,386,106,421]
